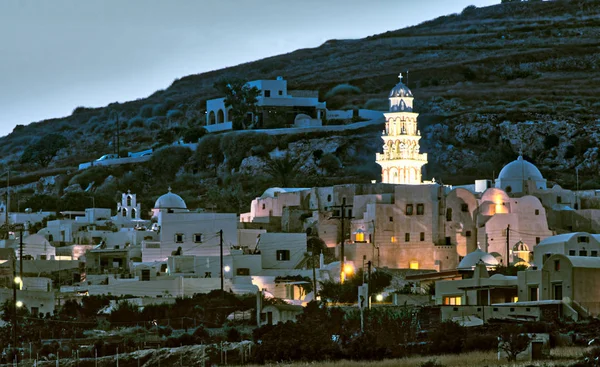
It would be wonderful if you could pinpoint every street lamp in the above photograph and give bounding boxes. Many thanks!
[15,301,23,308]
[223,265,231,273]
[375,294,383,302]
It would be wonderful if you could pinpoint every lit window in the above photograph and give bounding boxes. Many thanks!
[409,261,419,270]
[416,204,424,215]
[193,233,202,243]
[236,268,250,276]
[406,204,414,215]
[512,297,518,303]
[391,236,397,243]
[175,233,184,243]
[443,296,462,306]
[355,232,365,242]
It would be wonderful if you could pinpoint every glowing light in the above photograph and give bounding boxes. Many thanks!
[409,261,419,270]
[15,301,23,308]
[224,265,231,272]
[14,276,21,285]
[343,264,354,275]
[376,294,383,302]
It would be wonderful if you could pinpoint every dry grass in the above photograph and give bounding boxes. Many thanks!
[249,346,585,367]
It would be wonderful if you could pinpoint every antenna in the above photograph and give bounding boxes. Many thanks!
[406,70,409,86]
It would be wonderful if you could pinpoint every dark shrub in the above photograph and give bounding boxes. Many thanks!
[226,327,241,342]
[139,104,154,118]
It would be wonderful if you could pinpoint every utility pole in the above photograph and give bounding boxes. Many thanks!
[331,203,353,283]
[19,228,23,281]
[506,224,510,267]
[310,251,317,300]
[115,112,121,158]
[367,260,372,310]
[219,229,224,295]
[12,254,17,359]
[5,169,9,239]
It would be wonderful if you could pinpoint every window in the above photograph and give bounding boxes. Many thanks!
[592,251,598,257]
[355,232,365,242]
[141,269,150,281]
[327,194,332,202]
[580,250,588,256]
[420,232,425,241]
[193,233,203,243]
[535,209,540,215]
[461,204,468,212]
[529,286,538,301]
[391,236,397,243]
[175,233,185,243]
[446,208,452,221]
[536,237,541,245]
[236,268,250,276]
[554,259,560,271]
[445,237,451,246]
[466,230,472,237]
[406,204,413,215]
[578,236,590,243]
[389,216,394,222]
[278,90,283,96]
[443,296,462,306]
[405,233,410,242]
[264,90,271,97]
[332,209,341,217]
[348,209,353,218]
[409,261,419,270]
[276,250,290,261]
[204,272,212,278]
[557,196,562,204]
[417,203,424,215]
[262,203,266,210]
[569,250,576,256]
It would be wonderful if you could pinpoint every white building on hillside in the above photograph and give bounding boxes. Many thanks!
[205,77,326,132]
[142,189,238,262]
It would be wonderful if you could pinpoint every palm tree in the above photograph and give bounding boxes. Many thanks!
[263,153,302,187]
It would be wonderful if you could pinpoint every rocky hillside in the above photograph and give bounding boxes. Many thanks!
[2,0,600,214]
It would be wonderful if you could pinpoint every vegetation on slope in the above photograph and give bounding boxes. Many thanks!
[3,0,600,210]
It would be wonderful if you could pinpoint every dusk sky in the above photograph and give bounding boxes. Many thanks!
[0,0,498,138]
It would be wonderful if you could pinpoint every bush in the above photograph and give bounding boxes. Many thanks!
[152,103,169,117]
[128,116,145,128]
[463,333,498,352]
[193,326,211,343]
[182,126,207,143]
[167,109,184,120]
[139,104,154,118]
[325,84,362,99]
[544,134,560,150]
[226,327,241,342]
[419,360,445,367]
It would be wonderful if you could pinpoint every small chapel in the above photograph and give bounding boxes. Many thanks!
[376,73,428,184]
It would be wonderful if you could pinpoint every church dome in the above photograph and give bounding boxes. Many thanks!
[457,248,499,271]
[389,82,413,98]
[498,155,544,182]
[154,189,187,209]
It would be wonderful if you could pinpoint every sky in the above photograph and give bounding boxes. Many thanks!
[0,0,498,138]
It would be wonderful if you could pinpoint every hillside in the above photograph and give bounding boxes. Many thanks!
[3,0,600,214]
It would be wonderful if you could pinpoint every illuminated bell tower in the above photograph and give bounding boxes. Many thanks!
[376,73,427,184]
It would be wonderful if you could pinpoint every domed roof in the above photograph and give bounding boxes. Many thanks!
[498,155,544,182]
[513,240,529,252]
[458,248,499,271]
[154,188,187,209]
[389,82,413,98]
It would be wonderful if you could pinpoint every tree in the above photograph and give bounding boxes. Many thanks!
[20,133,68,167]
[214,79,260,130]
[263,153,301,187]
[498,325,532,362]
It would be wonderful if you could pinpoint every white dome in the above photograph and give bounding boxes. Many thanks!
[389,81,413,98]
[498,155,544,182]
[458,248,499,271]
[154,190,187,209]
